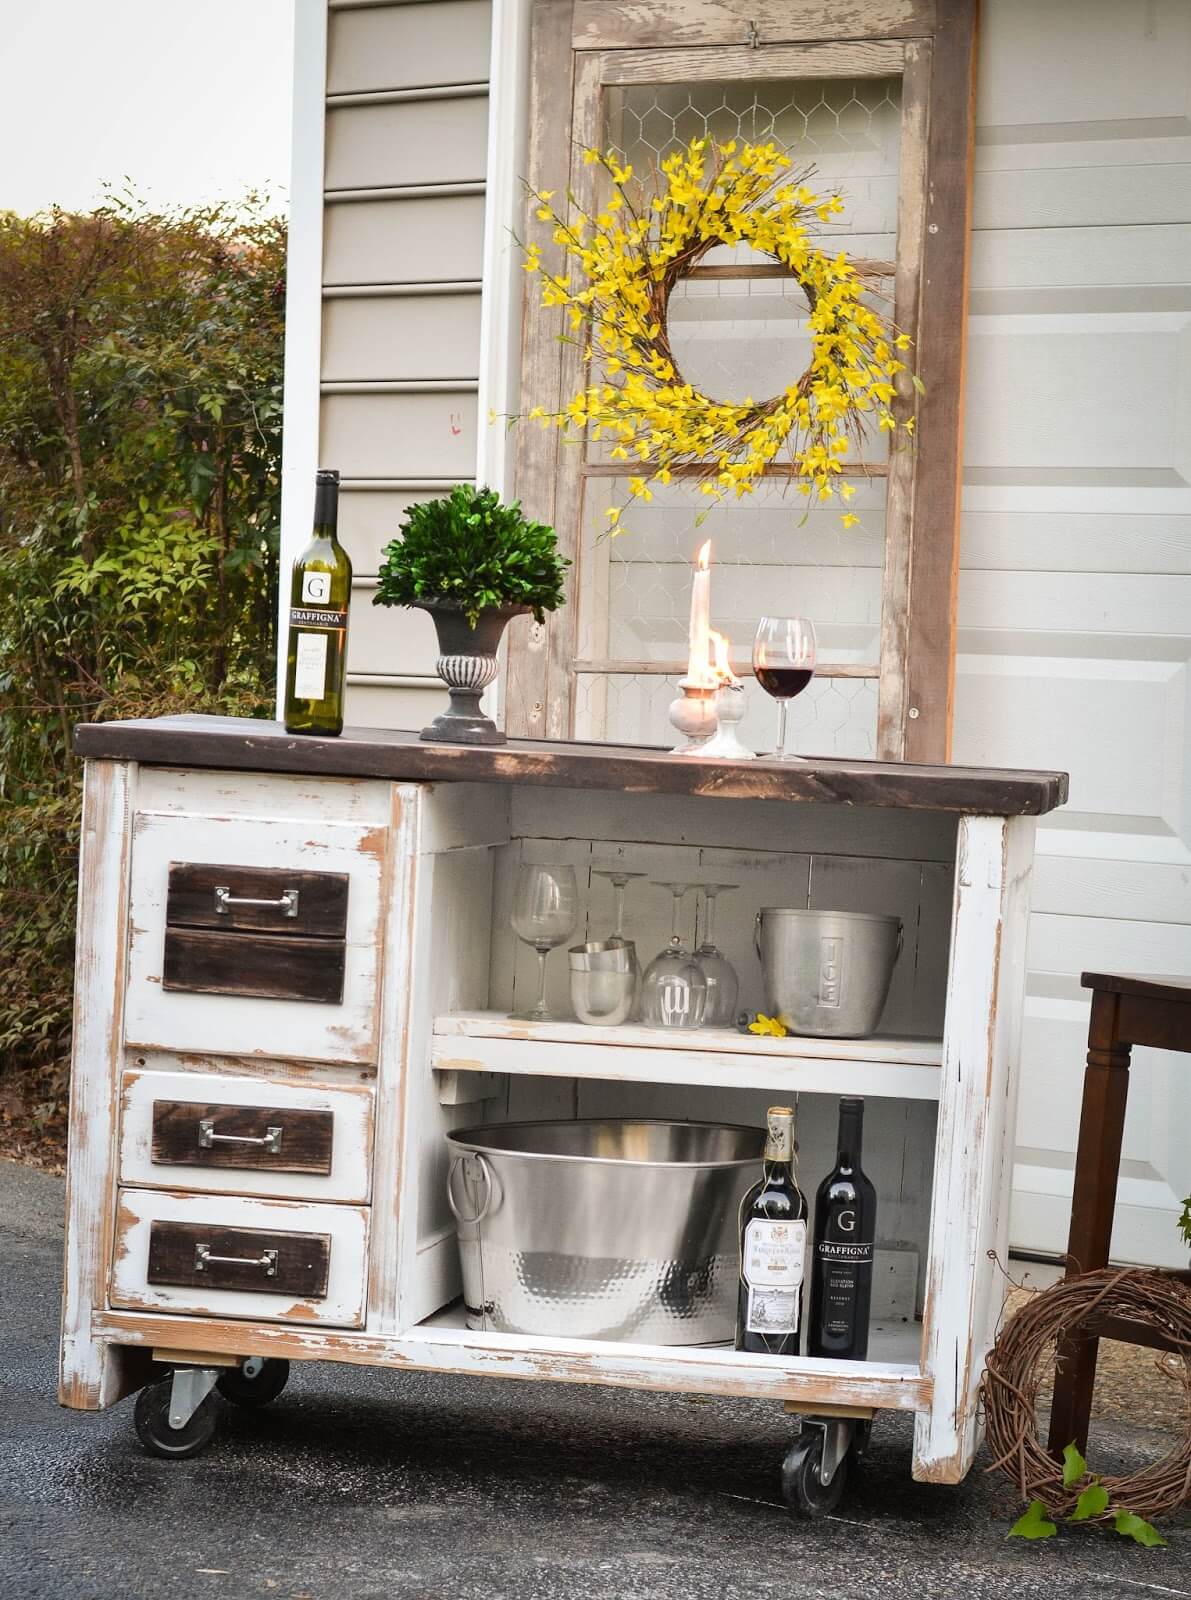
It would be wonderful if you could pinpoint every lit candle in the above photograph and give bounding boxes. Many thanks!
[686,540,713,686]
[709,629,740,687]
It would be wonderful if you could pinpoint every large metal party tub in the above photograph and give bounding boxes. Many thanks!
[445,1119,759,1344]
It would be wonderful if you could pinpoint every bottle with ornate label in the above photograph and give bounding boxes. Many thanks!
[283,468,352,736]
[735,1105,808,1356]
[809,1097,877,1360]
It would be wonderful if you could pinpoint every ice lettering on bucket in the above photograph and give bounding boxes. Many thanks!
[818,934,844,1008]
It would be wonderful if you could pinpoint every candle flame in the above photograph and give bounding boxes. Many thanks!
[697,539,711,570]
[709,629,740,687]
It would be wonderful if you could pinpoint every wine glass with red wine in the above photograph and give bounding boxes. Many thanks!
[752,616,817,761]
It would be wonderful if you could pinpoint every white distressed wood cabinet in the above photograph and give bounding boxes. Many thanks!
[60,715,1066,1486]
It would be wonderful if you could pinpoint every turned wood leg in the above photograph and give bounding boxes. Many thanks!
[1047,989,1131,1457]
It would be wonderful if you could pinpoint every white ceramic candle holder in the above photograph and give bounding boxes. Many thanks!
[668,680,718,754]
[700,682,756,760]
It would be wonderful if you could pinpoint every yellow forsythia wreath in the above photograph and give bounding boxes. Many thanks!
[522,138,919,530]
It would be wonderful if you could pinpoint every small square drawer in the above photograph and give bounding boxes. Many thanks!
[119,1067,374,1202]
[124,808,387,1065]
[110,1190,369,1328]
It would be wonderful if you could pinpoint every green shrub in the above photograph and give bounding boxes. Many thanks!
[373,484,569,627]
[0,195,285,1090]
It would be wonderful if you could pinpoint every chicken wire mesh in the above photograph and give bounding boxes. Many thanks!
[569,75,904,756]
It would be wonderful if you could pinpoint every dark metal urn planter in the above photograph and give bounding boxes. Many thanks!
[418,601,528,745]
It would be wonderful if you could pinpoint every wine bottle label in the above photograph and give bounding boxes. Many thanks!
[821,1263,859,1339]
[302,570,333,605]
[289,606,348,630]
[817,1240,873,1262]
[743,1218,806,1334]
[293,631,329,700]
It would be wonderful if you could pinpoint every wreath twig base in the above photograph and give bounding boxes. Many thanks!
[980,1265,1191,1522]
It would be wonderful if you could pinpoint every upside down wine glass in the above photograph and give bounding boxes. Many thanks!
[510,863,578,1022]
[640,881,706,1029]
[753,616,817,761]
[694,882,740,1026]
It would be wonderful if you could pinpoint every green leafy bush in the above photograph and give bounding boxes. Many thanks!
[373,484,569,627]
[0,195,284,1103]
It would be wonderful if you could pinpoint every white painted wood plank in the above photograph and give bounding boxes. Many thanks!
[124,809,387,1066]
[433,1012,942,1100]
[61,760,139,1409]
[118,1068,375,1203]
[914,815,1035,1483]
[94,1308,929,1410]
[132,766,392,824]
[110,1190,370,1329]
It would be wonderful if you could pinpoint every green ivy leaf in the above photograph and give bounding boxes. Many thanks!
[1008,1500,1057,1540]
[1112,1511,1167,1547]
[1069,1483,1109,1521]
[1061,1442,1089,1488]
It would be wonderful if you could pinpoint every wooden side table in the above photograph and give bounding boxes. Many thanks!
[1047,971,1191,1456]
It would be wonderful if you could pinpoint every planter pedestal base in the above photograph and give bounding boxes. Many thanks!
[417,603,528,747]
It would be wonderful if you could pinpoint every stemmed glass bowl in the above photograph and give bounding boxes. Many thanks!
[694,882,740,1026]
[640,881,706,1029]
[510,863,578,1022]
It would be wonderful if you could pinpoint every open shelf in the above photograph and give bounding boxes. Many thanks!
[432,1011,944,1100]
[413,1302,928,1410]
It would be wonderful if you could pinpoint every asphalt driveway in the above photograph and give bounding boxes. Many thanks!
[2,1159,1187,1600]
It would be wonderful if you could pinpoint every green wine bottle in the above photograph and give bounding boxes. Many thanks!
[283,469,352,736]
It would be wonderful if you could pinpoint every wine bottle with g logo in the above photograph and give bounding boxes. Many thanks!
[283,469,352,736]
[809,1097,877,1359]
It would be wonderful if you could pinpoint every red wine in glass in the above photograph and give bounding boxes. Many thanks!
[752,617,817,760]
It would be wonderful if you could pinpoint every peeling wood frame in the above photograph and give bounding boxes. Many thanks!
[506,0,979,764]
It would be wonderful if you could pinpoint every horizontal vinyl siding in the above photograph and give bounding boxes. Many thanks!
[319,0,491,711]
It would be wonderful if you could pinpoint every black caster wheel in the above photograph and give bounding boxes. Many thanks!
[133,1378,219,1460]
[781,1431,849,1518]
[217,1358,290,1408]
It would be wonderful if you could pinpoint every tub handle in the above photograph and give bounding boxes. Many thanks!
[447,1153,493,1226]
[753,910,763,963]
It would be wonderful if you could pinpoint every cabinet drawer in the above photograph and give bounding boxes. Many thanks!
[111,1190,369,1327]
[119,1068,374,1202]
[125,808,387,1065]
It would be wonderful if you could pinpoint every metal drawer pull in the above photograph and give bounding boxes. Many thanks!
[213,885,300,918]
[197,1119,284,1154]
[193,1243,279,1277]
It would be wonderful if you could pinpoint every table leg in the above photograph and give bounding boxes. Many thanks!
[1047,988,1131,1456]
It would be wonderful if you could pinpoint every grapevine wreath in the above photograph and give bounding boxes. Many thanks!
[522,137,919,529]
[980,1265,1191,1525]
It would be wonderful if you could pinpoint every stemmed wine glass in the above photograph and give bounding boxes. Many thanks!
[753,616,817,761]
[694,883,740,1026]
[510,863,578,1021]
[640,881,706,1029]
[592,866,645,998]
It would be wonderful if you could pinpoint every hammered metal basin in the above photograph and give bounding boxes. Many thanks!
[446,1119,760,1344]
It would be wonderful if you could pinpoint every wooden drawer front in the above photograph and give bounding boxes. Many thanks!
[125,809,386,1065]
[119,1068,373,1202]
[163,863,348,1005]
[148,1220,330,1299]
[111,1190,369,1327]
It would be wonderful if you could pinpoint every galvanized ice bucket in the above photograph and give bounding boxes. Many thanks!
[754,907,903,1038]
[445,1119,759,1343]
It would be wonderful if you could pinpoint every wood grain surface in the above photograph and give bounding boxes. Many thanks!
[146,1219,332,1298]
[162,927,347,1004]
[76,713,1068,814]
[150,1099,335,1174]
[166,863,349,937]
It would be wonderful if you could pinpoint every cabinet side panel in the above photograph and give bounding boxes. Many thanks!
[60,760,144,1408]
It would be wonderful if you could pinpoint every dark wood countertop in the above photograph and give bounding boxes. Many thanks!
[74,715,1068,815]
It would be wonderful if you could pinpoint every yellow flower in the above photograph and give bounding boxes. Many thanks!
[841,512,860,528]
[749,1013,788,1039]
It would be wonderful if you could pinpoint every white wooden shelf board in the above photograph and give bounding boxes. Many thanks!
[432,1012,943,1100]
[412,1302,927,1407]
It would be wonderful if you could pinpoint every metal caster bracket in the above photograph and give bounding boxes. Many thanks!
[168,1366,221,1431]
[799,1417,853,1487]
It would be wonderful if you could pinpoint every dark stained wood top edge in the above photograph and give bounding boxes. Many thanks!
[1081,971,1191,1001]
[74,715,1069,816]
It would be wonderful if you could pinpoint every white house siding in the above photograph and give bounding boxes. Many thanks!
[303,0,1190,1261]
[954,0,1191,1263]
[321,0,491,728]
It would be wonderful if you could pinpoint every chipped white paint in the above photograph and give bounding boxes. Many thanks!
[433,1013,943,1100]
[110,1189,370,1329]
[124,805,387,1065]
[118,1067,375,1203]
[914,814,1036,1482]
